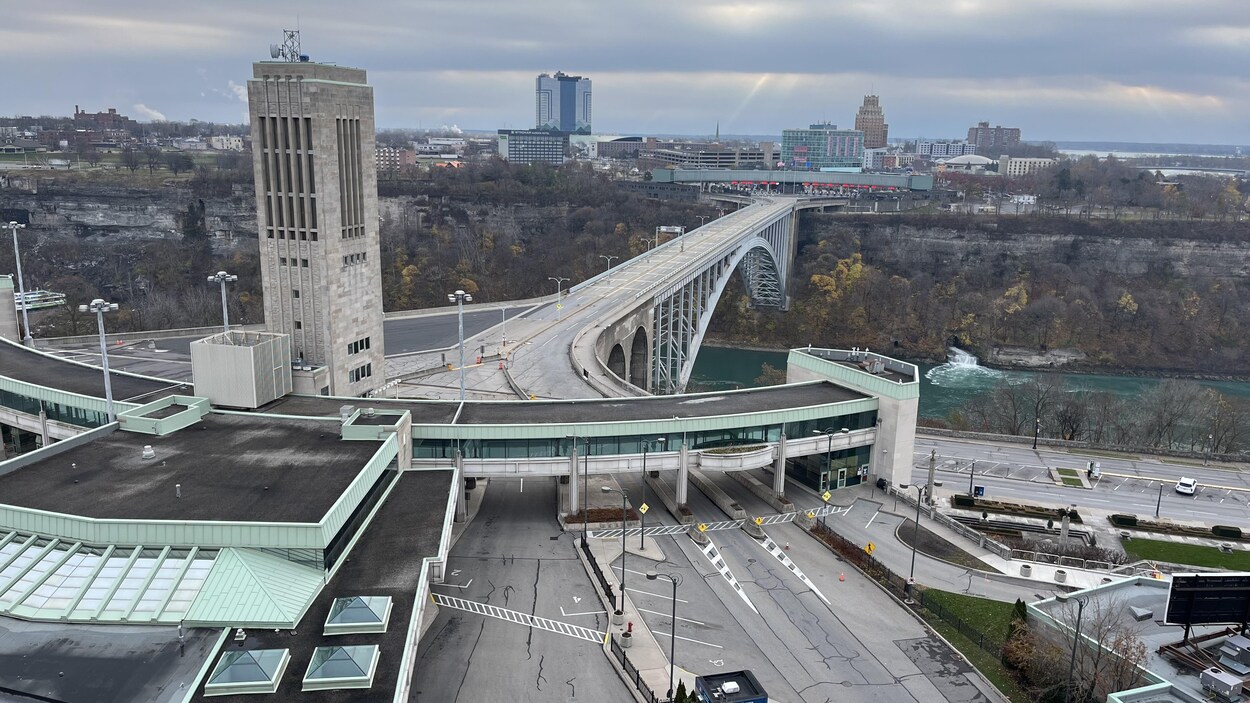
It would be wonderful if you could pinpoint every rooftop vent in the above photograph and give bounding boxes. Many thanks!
[339,405,355,424]
[365,407,376,418]
[142,445,155,459]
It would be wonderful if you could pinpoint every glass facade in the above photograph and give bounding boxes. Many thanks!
[0,388,110,428]
[412,410,877,461]
[781,123,865,171]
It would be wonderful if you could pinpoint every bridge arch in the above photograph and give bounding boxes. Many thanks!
[607,344,626,380]
[628,328,648,388]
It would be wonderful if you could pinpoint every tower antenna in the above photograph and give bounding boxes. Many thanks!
[269,29,304,62]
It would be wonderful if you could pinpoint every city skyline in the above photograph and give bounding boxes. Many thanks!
[5,0,1250,143]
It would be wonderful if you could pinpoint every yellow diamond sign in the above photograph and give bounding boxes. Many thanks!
[806,511,816,519]
[638,503,649,514]
[697,523,708,532]
[754,516,764,526]
[822,491,832,502]
[865,542,876,555]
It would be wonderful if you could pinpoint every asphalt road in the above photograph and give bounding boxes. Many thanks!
[607,470,1005,703]
[384,307,533,355]
[917,436,1250,527]
[412,478,633,703]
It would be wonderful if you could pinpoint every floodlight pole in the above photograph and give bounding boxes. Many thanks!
[207,270,238,333]
[7,221,32,346]
[447,290,472,401]
[80,298,119,422]
[548,276,569,321]
[1057,594,1089,703]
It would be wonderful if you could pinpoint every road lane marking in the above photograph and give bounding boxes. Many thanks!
[625,587,689,603]
[432,593,605,643]
[653,630,723,649]
[638,607,706,625]
[560,606,608,617]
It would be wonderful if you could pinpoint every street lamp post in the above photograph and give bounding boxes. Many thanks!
[1032,416,1041,450]
[7,221,33,346]
[1056,593,1089,703]
[968,459,977,497]
[640,437,666,548]
[1205,434,1214,466]
[900,483,923,604]
[646,571,683,700]
[568,434,591,547]
[496,305,508,348]
[447,290,473,401]
[812,427,850,529]
[79,299,119,422]
[207,270,238,333]
[602,485,628,613]
[599,255,618,283]
[697,215,709,228]
[548,276,569,321]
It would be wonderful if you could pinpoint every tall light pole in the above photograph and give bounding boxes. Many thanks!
[1056,593,1089,703]
[967,459,977,497]
[696,215,709,228]
[1032,416,1041,450]
[496,304,508,348]
[599,255,618,283]
[568,434,591,547]
[447,289,472,401]
[548,276,569,321]
[1205,433,1214,466]
[900,483,923,604]
[207,270,238,333]
[7,221,32,346]
[602,485,628,613]
[646,571,683,699]
[80,298,119,422]
[813,427,849,529]
[640,437,666,548]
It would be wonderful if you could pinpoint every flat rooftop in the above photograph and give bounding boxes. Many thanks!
[0,617,220,703]
[0,337,189,402]
[190,469,453,702]
[261,381,865,426]
[0,413,384,522]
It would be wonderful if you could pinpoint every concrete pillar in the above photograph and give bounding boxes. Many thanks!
[676,442,689,505]
[38,407,50,449]
[772,433,787,497]
[454,450,467,523]
[569,446,580,515]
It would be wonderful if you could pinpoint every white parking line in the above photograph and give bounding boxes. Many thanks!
[625,587,689,603]
[653,630,723,649]
[638,607,706,625]
[612,565,654,577]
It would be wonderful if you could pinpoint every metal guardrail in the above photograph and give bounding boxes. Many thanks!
[1010,549,1113,571]
[888,487,1013,560]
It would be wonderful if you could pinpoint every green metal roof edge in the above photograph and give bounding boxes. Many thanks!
[183,548,323,627]
[179,627,232,703]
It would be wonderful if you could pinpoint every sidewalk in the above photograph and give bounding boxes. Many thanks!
[581,534,697,700]
[826,483,1128,597]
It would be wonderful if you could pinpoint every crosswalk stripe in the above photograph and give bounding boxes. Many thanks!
[432,593,605,643]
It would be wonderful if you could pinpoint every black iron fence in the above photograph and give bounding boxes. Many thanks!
[581,538,616,605]
[610,633,666,703]
[812,524,1007,661]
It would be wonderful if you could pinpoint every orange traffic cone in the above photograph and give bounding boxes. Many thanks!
[839,572,845,582]
[784,542,790,551]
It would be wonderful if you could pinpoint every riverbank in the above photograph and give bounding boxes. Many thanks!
[700,338,1250,385]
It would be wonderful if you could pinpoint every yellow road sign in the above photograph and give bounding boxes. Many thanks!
[822,491,832,502]
[865,542,876,555]
[806,511,816,519]
[638,503,649,515]
[697,523,708,532]
[754,516,764,526]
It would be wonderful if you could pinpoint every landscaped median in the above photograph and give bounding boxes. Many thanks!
[1121,537,1250,571]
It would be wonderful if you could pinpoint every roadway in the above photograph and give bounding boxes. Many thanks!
[916,435,1250,527]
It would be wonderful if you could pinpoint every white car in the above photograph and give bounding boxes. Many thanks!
[1175,477,1198,495]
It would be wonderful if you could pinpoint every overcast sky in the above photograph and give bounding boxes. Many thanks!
[6,1,1250,144]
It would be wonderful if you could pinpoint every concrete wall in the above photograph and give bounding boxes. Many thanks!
[0,276,16,343]
[594,301,655,393]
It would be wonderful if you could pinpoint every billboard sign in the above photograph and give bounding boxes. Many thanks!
[1165,573,1250,626]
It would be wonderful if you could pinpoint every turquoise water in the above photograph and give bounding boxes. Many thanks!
[687,345,1250,420]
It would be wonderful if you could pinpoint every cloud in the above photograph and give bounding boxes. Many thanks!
[227,80,247,103]
[132,103,167,121]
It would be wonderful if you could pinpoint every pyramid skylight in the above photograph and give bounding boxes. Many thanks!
[323,595,393,635]
[204,648,290,696]
[302,645,380,691]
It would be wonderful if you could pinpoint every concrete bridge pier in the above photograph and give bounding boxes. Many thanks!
[677,443,689,506]
[454,450,468,523]
[772,433,787,498]
[568,446,581,515]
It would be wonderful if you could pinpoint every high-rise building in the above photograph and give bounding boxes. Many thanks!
[247,53,385,396]
[781,123,864,171]
[915,141,978,158]
[854,95,888,149]
[536,72,591,134]
[497,129,568,165]
[967,121,1021,154]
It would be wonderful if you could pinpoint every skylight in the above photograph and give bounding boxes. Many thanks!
[324,595,392,635]
[302,644,380,691]
[204,648,290,696]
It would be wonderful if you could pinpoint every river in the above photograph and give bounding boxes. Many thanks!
[688,345,1250,420]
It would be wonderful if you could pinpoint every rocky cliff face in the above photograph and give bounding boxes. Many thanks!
[1,176,257,242]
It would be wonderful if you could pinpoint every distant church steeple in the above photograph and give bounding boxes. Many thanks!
[715,121,720,141]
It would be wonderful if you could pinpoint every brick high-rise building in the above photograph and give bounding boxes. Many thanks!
[854,95,888,149]
[967,121,1021,154]
[247,54,385,396]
